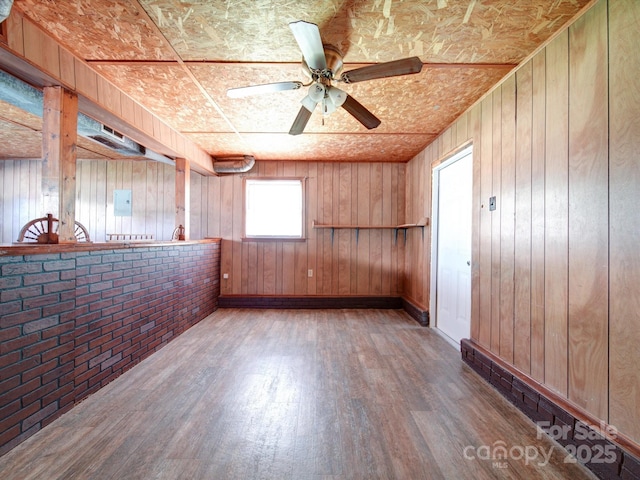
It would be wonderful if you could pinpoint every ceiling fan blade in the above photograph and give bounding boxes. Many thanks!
[340,56,423,83]
[341,95,381,130]
[227,81,303,98]
[289,105,314,135]
[289,21,327,71]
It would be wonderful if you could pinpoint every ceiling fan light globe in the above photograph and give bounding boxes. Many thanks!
[308,83,325,103]
[327,86,347,107]
[301,95,318,112]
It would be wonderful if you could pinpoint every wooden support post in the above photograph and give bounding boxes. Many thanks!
[42,86,78,243]
[175,158,190,240]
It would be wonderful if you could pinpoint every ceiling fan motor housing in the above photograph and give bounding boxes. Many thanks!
[302,44,344,81]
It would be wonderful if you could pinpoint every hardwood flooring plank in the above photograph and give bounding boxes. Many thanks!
[0,309,596,480]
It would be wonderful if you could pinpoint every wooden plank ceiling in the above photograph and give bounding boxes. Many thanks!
[2,0,591,164]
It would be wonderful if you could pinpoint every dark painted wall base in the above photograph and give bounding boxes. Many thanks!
[401,297,429,326]
[218,295,430,327]
[461,339,640,480]
[218,295,403,310]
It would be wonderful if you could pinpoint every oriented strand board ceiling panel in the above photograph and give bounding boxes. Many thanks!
[91,63,232,133]
[15,0,175,60]
[189,132,434,163]
[137,0,591,63]
[8,0,593,164]
[0,119,41,158]
[192,63,511,136]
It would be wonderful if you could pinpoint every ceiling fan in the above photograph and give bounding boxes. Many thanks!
[227,20,423,135]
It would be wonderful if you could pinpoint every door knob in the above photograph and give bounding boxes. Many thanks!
[466,260,471,266]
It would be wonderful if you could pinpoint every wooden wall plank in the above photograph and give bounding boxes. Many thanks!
[567,0,608,419]
[356,163,371,294]
[499,77,516,364]
[491,90,502,353]
[530,51,546,382]
[132,161,147,234]
[543,30,569,397]
[22,20,60,79]
[513,60,533,374]
[478,96,493,348]
[370,163,383,295]
[469,104,482,342]
[307,163,318,295]
[609,0,640,440]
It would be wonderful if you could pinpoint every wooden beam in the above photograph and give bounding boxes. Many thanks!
[175,158,190,240]
[42,86,78,243]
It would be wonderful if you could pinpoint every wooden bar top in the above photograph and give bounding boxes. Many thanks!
[0,238,221,257]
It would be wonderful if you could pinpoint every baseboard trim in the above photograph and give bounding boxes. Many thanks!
[218,295,404,310]
[401,297,429,326]
[461,338,640,480]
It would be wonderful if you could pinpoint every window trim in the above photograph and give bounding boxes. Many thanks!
[242,176,307,242]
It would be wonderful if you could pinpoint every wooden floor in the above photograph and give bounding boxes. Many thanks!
[0,309,595,480]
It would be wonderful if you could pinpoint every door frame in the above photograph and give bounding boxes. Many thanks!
[429,144,473,347]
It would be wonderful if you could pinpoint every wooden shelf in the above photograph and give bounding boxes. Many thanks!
[312,218,428,243]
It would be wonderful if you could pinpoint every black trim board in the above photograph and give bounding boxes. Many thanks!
[461,338,640,480]
[217,295,429,327]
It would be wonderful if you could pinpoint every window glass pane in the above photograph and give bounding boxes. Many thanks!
[245,179,303,237]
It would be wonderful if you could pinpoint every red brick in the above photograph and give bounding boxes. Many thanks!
[0,332,40,355]
[22,401,58,431]
[23,271,60,286]
[88,350,112,369]
[41,322,74,340]
[22,337,58,359]
[43,280,75,295]
[89,333,113,350]
[23,316,59,334]
[42,300,75,317]
[2,377,41,405]
[74,346,101,367]
[74,364,100,386]
[0,375,21,396]
[22,358,59,382]
[0,399,21,422]
[22,380,60,408]
[41,342,74,363]
[42,362,74,385]
[1,285,43,302]
[0,326,20,343]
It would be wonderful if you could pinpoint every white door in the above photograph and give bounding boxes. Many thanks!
[431,148,472,345]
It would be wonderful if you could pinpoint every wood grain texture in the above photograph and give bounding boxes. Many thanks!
[608,0,640,442]
[0,309,595,480]
[42,86,78,242]
[543,30,569,397]
[478,96,493,348]
[499,76,516,365]
[567,0,608,420]
[513,60,533,374]
[491,89,502,353]
[0,160,41,244]
[469,104,482,343]
[530,51,546,382]
[190,160,406,297]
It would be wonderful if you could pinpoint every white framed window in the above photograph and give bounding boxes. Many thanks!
[243,177,305,240]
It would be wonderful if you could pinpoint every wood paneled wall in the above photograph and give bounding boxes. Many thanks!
[404,0,640,445]
[0,159,175,244]
[190,161,406,297]
[0,160,41,244]
[75,160,176,242]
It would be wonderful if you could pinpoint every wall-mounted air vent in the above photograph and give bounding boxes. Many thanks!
[101,124,125,141]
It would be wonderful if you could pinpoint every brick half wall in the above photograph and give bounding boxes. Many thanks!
[0,240,220,455]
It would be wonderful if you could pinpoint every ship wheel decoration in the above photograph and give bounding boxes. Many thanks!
[17,213,91,244]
